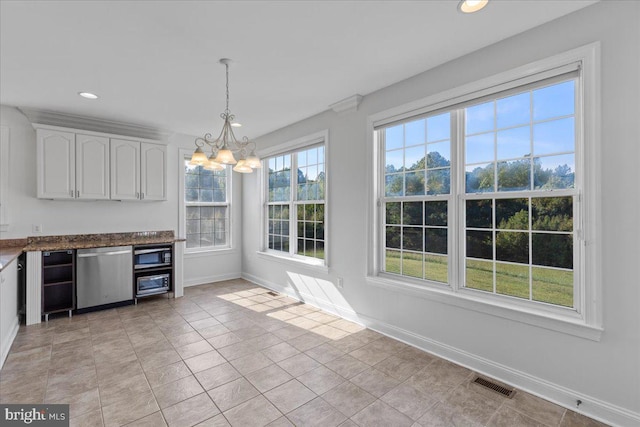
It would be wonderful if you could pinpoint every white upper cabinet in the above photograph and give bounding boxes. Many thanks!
[76,134,110,199]
[111,140,166,201]
[140,143,166,201]
[36,125,166,201]
[37,129,76,199]
[110,139,140,200]
[37,129,109,200]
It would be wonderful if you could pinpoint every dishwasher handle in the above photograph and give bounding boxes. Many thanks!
[77,249,132,257]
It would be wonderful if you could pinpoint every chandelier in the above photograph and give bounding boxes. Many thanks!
[190,58,261,173]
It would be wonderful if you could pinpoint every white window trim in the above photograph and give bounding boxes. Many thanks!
[178,148,234,255]
[258,130,329,268]
[366,43,602,341]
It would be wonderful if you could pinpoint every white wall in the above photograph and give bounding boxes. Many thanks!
[0,105,242,284]
[242,2,640,426]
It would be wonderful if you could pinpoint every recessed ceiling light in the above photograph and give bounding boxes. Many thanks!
[231,122,242,128]
[458,0,489,13]
[78,92,99,99]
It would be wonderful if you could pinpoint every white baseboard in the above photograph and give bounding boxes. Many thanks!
[1,316,19,369]
[184,272,241,288]
[239,273,638,427]
[358,314,639,427]
[241,273,361,323]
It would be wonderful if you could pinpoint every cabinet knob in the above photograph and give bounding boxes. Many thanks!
[70,190,74,197]
[141,192,144,200]
[136,192,140,199]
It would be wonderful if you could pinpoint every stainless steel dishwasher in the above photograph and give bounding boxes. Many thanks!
[76,246,133,309]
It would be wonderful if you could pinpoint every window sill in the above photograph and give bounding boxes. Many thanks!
[185,247,236,258]
[366,275,603,341]
[256,251,329,274]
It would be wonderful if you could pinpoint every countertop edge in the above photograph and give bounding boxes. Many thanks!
[1,234,185,270]
[24,237,185,252]
[0,247,23,272]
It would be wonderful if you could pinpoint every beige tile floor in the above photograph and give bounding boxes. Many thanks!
[0,279,609,427]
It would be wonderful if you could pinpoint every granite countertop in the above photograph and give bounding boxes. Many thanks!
[0,231,185,271]
[0,239,27,272]
[23,231,185,251]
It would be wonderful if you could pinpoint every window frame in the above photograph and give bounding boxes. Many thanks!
[178,149,233,254]
[259,131,329,270]
[366,43,602,340]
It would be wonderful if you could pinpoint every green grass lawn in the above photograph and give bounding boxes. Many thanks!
[385,252,573,307]
[385,251,448,283]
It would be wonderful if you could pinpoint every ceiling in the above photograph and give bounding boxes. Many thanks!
[0,1,597,140]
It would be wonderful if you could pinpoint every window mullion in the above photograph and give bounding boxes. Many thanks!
[451,109,462,292]
[379,131,386,274]
[290,153,297,256]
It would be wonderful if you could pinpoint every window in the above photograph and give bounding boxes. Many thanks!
[463,80,576,307]
[183,157,230,250]
[383,113,452,284]
[265,144,326,262]
[372,46,600,332]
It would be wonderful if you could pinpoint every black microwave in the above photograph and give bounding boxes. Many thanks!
[134,245,172,269]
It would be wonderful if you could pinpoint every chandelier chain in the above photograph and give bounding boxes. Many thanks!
[225,62,230,115]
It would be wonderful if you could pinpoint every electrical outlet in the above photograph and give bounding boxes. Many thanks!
[32,224,43,233]
[336,277,344,289]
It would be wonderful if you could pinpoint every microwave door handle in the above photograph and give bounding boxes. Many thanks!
[135,248,166,255]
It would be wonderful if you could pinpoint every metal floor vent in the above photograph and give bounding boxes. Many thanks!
[266,291,279,297]
[472,376,515,398]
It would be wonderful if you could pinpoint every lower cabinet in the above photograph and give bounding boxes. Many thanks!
[42,250,75,320]
[1,260,19,368]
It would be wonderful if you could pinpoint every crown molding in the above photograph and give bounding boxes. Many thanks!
[18,108,173,141]
[329,94,363,114]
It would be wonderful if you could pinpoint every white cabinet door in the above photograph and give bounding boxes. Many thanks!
[110,139,140,200]
[0,260,18,366]
[76,134,110,199]
[140,143,166,201]
[37,129,75,199]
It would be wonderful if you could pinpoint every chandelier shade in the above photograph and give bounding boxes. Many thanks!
[190,58,261,172]
[245,151,262,169]
[189,146,208,166]
[214,148,237,165]
[233,159,253,173]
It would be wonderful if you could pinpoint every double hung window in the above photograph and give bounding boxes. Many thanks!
[184,158,230,250]
[266,144,326,262]
[376,60,589,316]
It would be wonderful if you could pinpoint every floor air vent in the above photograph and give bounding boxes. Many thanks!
[266,291,279,297]
[472,376,515,398]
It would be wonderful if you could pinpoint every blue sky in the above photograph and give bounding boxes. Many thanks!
[385,80,575,173]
